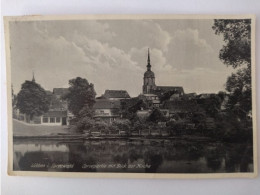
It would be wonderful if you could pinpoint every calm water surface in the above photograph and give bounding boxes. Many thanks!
[13,139,253,173]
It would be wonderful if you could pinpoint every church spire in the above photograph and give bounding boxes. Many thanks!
[32,71,35,82]
[147,48,151,71]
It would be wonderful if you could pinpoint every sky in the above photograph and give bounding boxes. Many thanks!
[9,19,235,97]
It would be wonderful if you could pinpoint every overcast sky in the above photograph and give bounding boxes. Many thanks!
[9,19,235,97]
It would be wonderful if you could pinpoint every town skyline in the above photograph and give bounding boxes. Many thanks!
[10,19,236,96]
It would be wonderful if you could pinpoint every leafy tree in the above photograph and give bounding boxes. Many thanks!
[158,90,176,102]
[212,19,252,118]
[120,97,148,120]
[212,19,251,68]
[225,67,252,117]
[11,84,17,108]
[147,108,166,123]
[16,80,49,120]
[64,77,96,117]
[112,119,131,131]
[196,95,222,117]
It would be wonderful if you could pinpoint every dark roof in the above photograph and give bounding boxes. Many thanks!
[163,100,198,112]
[156,86,184,94]
[53,88,69,96]
[93,99,121,109]
[45,90,53,96]
[43,110,67,117]
[103,90,130,99]
[144,70,155,78]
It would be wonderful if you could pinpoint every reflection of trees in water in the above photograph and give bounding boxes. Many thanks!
[128,148,142,163]
[144,150,163,173]
[163,143,204,162]
[205,146,224,171]
[113,153,128,165]
[19,151,49,171]
[16,140,253,173]
[67,143,97,172]
[224,144,253,172]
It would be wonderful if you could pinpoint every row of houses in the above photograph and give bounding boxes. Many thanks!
[14,51,221,127]
[14,86,220,128]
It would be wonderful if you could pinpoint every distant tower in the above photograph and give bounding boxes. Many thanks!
[143,49,156,94]
[32,71,35,82]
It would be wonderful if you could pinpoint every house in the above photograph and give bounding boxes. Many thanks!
[53,88,69,99]
[198,93,216,99]
[93,99,121,123]
[159,109,170,117]
[39,89,71,125]
[41,110,68,125]
[184,93,197,100]
[136,109,152,121]
[153,86,184,97]
[102,90,130,100]
[139,94,161,108]
[163,100,199,119]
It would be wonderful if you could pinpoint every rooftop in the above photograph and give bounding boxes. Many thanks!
[53,88,69,96]
[93,99,121,109]
[103,90,130,99]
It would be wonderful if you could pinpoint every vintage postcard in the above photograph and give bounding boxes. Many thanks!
[4,15,257,178]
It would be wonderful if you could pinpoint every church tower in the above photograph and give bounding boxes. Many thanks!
[143,49,156,94]
[32,71,35,82]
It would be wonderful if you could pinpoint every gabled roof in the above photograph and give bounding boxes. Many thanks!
[156,86,184,94]
[53,88,69,96]
[45,90,53,96]
[103,90,130,99]
[43,110,67,117]
[163,100,198,112]
[93,99,121,109]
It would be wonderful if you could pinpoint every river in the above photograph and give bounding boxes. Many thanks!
[13,139,253,173]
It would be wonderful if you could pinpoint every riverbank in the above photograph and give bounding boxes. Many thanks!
[13,119,214,142]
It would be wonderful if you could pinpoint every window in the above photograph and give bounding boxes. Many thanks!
[50,117,55,123]
[56,117,61,123]
[43,117,48,123]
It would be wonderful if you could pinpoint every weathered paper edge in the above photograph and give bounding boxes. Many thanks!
[4,14,257,179]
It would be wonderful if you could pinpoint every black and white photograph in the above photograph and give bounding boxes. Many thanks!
[4,15,257,178]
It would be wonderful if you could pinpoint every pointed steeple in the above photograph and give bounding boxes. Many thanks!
[32,71,35,82]
[147,48,151,71]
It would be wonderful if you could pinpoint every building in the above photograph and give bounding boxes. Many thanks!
[139,93,161,108]
[93,99,121,123]
[102,90,130,100]
[163,100,199,119]
[143,49,156,94]
[38,87,72,125]
[142,49,184,99]
[41,110,68,125]
[53,88,69,99]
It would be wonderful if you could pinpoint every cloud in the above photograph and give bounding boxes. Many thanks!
[10,21,144,96]
[9,20,236,96]
[165,28,215,70]
[107,20,171,52]
[129,47,171,72]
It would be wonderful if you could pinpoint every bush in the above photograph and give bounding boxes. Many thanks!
[76,117,95,131]
[112,119,131,131]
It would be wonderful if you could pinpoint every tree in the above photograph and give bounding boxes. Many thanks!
[147,108,166,123]
[64,77,96,117]
[225,67,252,117]
[120,97,148,120]
[158,90,176,102]
[16,80,49,120]
[11,84,17,108]
[212,19,251,68]
[212,19,252,118]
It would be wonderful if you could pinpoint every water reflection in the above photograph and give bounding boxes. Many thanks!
[13,139,253,173]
